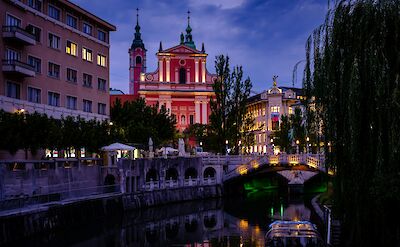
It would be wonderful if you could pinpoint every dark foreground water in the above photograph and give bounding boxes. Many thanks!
[9,189,323,247]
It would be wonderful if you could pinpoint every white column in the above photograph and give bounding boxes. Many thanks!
[202,60,206,83]
[195,59,199,83]
[166,59,170,82]
[159,59,163,82]
[195,101,201,123]
[202,102,207,124]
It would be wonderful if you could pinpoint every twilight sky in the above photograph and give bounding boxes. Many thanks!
[71,0,328,94]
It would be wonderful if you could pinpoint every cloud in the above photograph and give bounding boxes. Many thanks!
[189,0,245,9]
[70,0,327,93]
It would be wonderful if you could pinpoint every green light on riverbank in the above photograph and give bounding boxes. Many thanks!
[280,204,283,220]
[270,207,274,217]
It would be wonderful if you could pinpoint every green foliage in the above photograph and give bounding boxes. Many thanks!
[304,0,400,245]
[110,98,176,147]
[0,110,110,156]
[274,115,291,152]
[209,55,254,154]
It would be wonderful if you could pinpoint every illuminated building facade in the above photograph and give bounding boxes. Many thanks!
[0,0,116,120]
[126,11,216,132]
[246,79,304,154]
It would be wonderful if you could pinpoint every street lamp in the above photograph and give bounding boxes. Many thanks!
[296,140,300,154]
[238,140,242,155]
[109,121,113,126]
[225,140,229,155]
[306,137,310,154]
[199,141,203,146]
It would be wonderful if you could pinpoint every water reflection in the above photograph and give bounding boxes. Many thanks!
[13,193,321,247]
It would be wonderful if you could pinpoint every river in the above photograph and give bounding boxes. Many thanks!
[10,188,323,247]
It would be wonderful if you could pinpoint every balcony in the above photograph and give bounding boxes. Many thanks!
[2,59,36,77]
[2,26,36,45]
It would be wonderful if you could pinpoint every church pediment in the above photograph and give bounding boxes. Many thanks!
[162,44,202,54]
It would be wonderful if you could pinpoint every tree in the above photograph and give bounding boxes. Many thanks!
[274,115,291,152]
[110,98,176,147]
[209,55,255,154]
[304,1,400,245]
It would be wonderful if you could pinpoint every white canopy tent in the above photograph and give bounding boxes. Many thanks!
[101,143,135,151]
[101,143,136,165]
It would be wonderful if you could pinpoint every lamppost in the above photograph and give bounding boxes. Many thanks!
[296,140,300,154]
[270,138,274,155]
[238,140,242,155]
[225,140,229,155]
[306,136,310,154]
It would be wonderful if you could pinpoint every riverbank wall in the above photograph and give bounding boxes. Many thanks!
[0,184,222,245]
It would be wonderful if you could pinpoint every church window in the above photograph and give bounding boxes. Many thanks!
[181,115,186,125]
[189,115,194,125]
[179,67,186,84]
[136,56,142,65]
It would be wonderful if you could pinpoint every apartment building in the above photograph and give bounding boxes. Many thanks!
[0,0,116,120]
[246,79,304,154]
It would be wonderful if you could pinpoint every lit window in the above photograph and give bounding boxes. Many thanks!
[66,41,77,56]
[82,47,92,61]
[289,107,293,115]
[271,106,280,113]
[97,54,106,67]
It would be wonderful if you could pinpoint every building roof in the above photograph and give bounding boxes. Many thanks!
[63,0,116,31]
[280,86,304,96]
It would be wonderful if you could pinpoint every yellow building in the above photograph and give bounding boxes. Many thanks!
[246,79,304,154]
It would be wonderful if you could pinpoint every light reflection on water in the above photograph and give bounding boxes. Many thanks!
[15,193,320,247]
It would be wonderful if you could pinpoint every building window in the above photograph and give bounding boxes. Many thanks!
[6,82,20,99]
[97,54,106,67]
[136,56,142,65]
[66,41,77,56]
[48,5,60,21]
[179,68,186,84]
[83,100,92,112]
[181,115,186,125]
[98,78,107,91]
[98,103,106,115]
[26,25,41,42]
[272,119,279,131]
[66,68,77,83]
[271,106,280,113]
[189,115,194,125]
[82,47,92,62]
[6,14,21,27]
[98,30,106,42]
[83,73,92,87]
[48,62,60,78]
[288,107,293,115]
[28,0,42,11]
[82,23,92,35]
[48,33,60,49]
[28,87,41,103]
[66,14,77,29]
[66,96,77,110]
[48,92,60,107]
[28,56,41,73]
[5,49,21,61]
